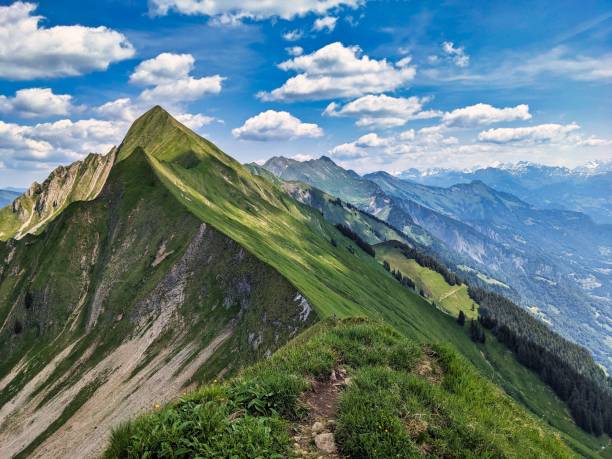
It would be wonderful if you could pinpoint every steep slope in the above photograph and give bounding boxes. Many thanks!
[0,150,116,240]
[375,240,477,319]
[2,107,607,457]
[263,156,612,371]
[103,319,574,458]
[366,172,612,369]
[0,147,315,458]
[247,166,611,455]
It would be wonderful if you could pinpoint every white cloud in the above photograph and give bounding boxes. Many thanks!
[291,153,315,161]
[286,46,304,56]
[0,117,123,168]
[148,0,363,20]
[0,88,73,118]
[96,98,140,122]
[516,46,612,81]
[130,53,194,85]
[478,123,581,144]
[329,133,390,159]
[282,30,303,41]
[0,2,134,80]
[313,16,337,32]
[95,96,218,130]
[140,76,225,102]
[258,42,416,101]
[324,94,440,128]
[577,136,612,147]
[442,103,531,127]
[232,110,323,141]
[174,113,217,130]
[126,53,225,104]
[442,41,470,67]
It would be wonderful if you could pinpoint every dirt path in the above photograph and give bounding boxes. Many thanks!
[292,367,349,458]
[438,286,461,302]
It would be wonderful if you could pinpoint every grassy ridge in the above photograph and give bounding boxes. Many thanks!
[103,319,573,458]
[113,107,607,456]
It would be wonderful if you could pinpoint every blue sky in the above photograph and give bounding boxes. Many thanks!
[0,0,610,187]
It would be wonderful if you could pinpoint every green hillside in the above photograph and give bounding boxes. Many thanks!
[375,240,478,320]
[1,107,608,456]
[104,318,573,459]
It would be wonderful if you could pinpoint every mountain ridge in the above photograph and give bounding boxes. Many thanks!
[1,107,609,457]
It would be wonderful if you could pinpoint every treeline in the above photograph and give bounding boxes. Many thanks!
[394,242,462,286]
[335,224,375,257]
[383,261,416,290]
[469,286,612,436]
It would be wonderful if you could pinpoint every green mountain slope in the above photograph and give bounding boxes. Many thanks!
[375,240,478,320]
[1,107,607,457]
[0,146,315,458]
[250,161,610,455]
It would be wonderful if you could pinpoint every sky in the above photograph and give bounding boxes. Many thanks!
[0,0,611,187]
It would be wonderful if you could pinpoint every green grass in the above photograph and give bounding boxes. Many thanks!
[375,241,478,320]
[103,318,574,458]
[112,107,606,456]
[2,107,607,457]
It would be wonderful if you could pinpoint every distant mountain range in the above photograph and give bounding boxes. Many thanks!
[1,109,609,456]
[400,161,612,224]
[262,156,612,371]
[0,189,20,208]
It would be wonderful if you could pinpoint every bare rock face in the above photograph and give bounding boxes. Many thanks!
[3,149,116,240]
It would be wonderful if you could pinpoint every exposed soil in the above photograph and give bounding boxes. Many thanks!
[291,367,349,458]
[414,346,444,384]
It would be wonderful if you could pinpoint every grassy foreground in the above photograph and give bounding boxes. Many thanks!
[103,318,572,458]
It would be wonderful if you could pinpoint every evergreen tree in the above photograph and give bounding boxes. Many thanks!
[457,310,466,326]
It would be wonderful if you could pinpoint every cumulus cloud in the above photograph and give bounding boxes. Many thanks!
[129,53,224,103]
[442,41,470,67]
[286,46,304,56]
[0,118,122,169]
[282,30,303,41]
[324,94,440,128]
[0,88,73,118]
[329,133,390,159]
[478,123,581,144]
[130,53,194,85]
[313,16,337,32]
[0,2,134,80]
[140,76,225,102]
[148,0,363,20]
[442,103,531,127]
[291,153,315,161]
[174,113,217,130]
[95,53,224,120]
[258,42,416,101]
[232,110,323,141]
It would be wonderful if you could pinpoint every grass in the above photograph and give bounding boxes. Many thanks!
[2,107,607,456]
[375,241,478,320]
[116,107,606,456]
[103,318,574,458]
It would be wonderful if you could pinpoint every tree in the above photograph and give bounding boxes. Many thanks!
[457,310,466,326]
[383,260,390,272]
